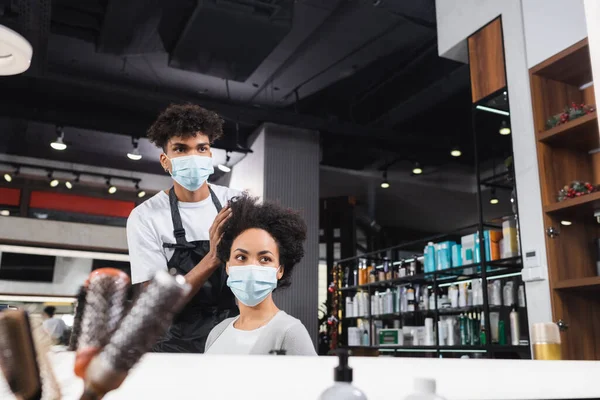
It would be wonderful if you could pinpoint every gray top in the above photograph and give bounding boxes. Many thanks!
[205,311,317,356]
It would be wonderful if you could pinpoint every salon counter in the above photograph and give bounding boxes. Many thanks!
[3,351,600,400]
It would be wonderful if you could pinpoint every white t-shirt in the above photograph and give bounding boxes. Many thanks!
[42,317,67,341]
[205,317,266,355]
[126,184,241,284]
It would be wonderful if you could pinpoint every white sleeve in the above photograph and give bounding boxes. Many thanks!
[126,209,167,284]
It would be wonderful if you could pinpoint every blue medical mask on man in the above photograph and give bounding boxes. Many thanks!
[227,265,281,307]
[165,154,214,192]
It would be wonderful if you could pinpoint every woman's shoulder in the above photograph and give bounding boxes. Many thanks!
[205,317,236,352]
[269,311,307,334]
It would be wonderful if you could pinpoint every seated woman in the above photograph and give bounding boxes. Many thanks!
[204,194,316,356]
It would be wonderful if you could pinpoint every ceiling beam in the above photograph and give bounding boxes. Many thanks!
[0,73,449,151]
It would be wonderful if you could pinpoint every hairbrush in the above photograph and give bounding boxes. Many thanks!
[28,314,61,400]
[75,268,130,378]
[80,271,190,400]
[68,286,88,351]
[0,310,42,400]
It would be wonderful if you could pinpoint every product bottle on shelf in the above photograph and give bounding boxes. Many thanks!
[404,378,446,400]
[407,285,416,312]
[510,305,520,346]
[319,350,368,400]
[479,312,486,345]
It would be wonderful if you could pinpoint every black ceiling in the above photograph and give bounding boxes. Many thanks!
[0,0,512,176]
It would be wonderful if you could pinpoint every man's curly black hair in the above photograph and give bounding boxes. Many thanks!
[147,103,224,149]
[217,194,307,289]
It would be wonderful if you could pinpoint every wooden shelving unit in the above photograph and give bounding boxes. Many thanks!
[530,37,600,360]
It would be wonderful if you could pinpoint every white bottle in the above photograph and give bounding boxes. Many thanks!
[510,306,520,345]
[404,378,446,400]
[319,350,367,400]
[346,297,353,318]
[386,289,394,314]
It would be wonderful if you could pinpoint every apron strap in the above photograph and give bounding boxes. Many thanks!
[209,185,223,212]
[163,185,223,249]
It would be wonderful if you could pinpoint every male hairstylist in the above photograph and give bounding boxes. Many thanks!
[126,104,240,353]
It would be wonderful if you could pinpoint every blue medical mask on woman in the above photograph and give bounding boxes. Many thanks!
[166,154,214,192]
[227,265,280,307]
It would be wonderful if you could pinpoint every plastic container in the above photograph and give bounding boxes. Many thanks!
[404,378,446,400]
[319,350,367,400]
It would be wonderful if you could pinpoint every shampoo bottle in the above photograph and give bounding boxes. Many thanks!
[319,350,367,400]
[404,378,446,400]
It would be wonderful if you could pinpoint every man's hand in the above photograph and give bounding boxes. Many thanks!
[183,203,232,299]
[206,203,233,267]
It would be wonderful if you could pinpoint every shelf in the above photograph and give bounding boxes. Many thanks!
[343,345,529,353]
[337,257,523,292]
[530,38,592,86]
[543,191,600,216]
[554,276,600,291]
[537,112,598,150]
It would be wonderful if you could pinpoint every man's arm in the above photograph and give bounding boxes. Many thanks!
[182,204,232,301]
[126,210,169,285]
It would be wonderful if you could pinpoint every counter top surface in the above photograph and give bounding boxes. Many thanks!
[2,351,600,400]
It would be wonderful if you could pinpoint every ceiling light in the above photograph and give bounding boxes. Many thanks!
[451,148,462,157]
[560,220,572,226]
[412,163,423,175]
[127,138,142,161]
[3,173,12,182]
[135,182,145,198]
[490,188,499,205]
[476,105,510,116]
[65,181,73,189]
[106,178,117,194]
[51,127,67,150]
[50,179,59,187]
[499,121,511,135]
[0,210,9,216]
[218,152,232,173]
[381,170,390,189]
[0,25,32,76]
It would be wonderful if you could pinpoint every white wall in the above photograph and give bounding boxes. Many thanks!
[0,256,92,296]
[436,0,579,327]
[227,128,266,199]
[0,217,128,252]
[522,0,588,68]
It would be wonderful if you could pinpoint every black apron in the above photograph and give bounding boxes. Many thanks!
[152,187,238,353]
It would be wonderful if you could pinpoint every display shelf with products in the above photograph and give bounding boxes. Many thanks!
[530,37,600,360]
[333,226,530,359]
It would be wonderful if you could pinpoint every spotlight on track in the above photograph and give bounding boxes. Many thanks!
[107,178,117,194]
[127,138,142,161]
[412,162,423,175]
[135,182,146,198]
[51,126,67,151]
[381,170,390,189]
[218,152,231,173]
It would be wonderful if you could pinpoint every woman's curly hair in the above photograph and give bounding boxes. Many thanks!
[147,103,224,149]
[217,194,307,289]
